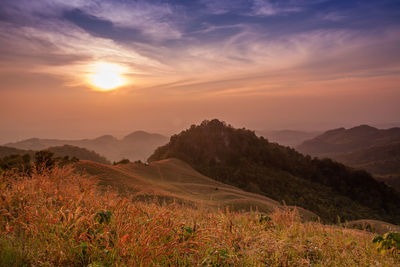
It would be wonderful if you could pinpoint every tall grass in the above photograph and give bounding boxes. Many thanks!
[0,166,399,266]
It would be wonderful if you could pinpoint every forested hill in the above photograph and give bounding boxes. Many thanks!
[0,145,110,164]
[149,119,400,224]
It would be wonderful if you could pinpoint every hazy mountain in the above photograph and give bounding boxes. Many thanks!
[297,125,400,157]
[332,142,400,176]
[257,130,321,147]
[0,146,28,158]
[4,131,169,162]
[149,119,400,224]
[296,125,400,192]
[0,145,110,164]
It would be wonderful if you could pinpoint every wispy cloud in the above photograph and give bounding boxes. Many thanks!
[252,0,302,16]
[0,0,399,95]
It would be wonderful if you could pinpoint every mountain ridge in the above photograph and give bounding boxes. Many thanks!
[4,130,169,162]
[149,119,400,224]
[297,125,400,192]
[297,125,400,156]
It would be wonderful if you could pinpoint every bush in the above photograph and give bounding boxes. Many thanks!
[373,232,400,253]
[113,159,130,165]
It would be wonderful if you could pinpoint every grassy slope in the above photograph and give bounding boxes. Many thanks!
[1,166,399,266]
[76,158,315,217]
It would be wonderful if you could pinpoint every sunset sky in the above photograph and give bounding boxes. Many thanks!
[1,0,400,143]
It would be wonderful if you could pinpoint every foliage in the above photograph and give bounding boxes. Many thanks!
[35,150,56,172]
[0,154,31,173]
[0,166,399,266]
[373,232,400,254]
[48,145,110,164]
[0,144,110,166]
[149,119,400,224]
[113,159,130,165]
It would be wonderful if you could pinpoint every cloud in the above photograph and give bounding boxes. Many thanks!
[252,0,302,16]
[0,0,182,41]
[0,0,399,96]
[76,1,182,40]
[200,0,249,15]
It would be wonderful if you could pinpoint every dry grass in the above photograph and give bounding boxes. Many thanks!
[0,166,399,266]
[75,159,307,217]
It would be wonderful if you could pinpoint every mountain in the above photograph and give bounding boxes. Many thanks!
[297,125,400,157]
[332,142,400,176]
[4,131,168,162]
[75,158,315,219]
[257,130,321,147]
[297,125,400,192]
[0,146,30,158]
[0,145,110,164]
[47,145,110,164]
[149,119,400,224]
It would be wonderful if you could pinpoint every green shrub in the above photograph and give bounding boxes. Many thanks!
[373,232,400,253]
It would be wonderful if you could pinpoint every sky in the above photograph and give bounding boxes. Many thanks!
[0,0,400,143]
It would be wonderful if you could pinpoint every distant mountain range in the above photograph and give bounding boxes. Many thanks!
[149,119,400,224]
[297,125,400,156]
[297,125,400,191]
[4,131,169,162]
[257,130,321,147]
[0,144,110,164]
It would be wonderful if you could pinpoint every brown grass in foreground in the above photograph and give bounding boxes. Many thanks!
[0,166,399,266]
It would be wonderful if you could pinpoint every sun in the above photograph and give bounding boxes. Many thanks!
[88,62,128,91]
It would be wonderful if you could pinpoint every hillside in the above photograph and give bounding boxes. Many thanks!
[332,142,400,176]
[297,126,400,192]
[47,145,110,164]
[4,131,168,162]
[75,158,317,217]
[257,130,320,147]
[0,145,110,164]
[2,167,399,266]
[0,146,32,158]
[297,125,400,157]
[149,119,400,224]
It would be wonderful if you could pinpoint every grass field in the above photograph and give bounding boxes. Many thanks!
[1,165,399,266]
[75,158,316,218]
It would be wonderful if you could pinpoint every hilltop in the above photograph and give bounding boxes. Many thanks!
[4,131,168,162]
[149,119,400,224]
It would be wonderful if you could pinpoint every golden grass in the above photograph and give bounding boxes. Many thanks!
[75,159,310,217]
[0,166,399,266]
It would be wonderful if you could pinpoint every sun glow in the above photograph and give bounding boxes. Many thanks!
[88,62,128,91]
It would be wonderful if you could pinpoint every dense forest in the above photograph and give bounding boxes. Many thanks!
[149,119,400,224]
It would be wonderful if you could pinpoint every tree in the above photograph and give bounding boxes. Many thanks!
[35,150,55,172]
